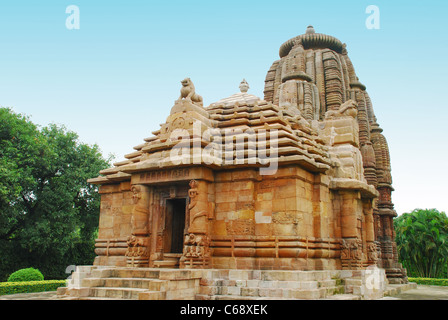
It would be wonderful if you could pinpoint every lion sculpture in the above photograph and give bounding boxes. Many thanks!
[178,78,203,106]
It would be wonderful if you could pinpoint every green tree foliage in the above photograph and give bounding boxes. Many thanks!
[0,107,110,280]
[394,208,448,278]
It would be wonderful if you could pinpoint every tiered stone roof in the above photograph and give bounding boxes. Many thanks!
[89,80,332,185]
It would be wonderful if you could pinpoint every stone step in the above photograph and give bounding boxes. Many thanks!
[107,278,167,291]
[90,287,150,300]
[199,280,346,300]
[138,290,167,300]
[153,253,182,268]
[201,278,321,289]
[153,260,179,268]
[318,279,338,288]
[212,295,265,301]
[320,286,346,297]
[83,277,167,291]
[200,284,334,300]
[92,267,162,279]
[320,294,361,300]
[78,296,130,301]
[200,270,334,282]
[111,268,161,279]
[63,268,358,300]
[384,283,418,296]
[163,253,182,260]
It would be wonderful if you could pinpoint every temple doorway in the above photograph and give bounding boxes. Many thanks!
[164,198,187,254]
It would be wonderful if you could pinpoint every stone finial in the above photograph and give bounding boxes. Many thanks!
[239,79,249,93]
[306,25,316,34]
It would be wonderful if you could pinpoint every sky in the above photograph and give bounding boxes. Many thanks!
[0,0,447,215]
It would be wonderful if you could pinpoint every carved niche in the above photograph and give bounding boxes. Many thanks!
[340,238,363,269]
[367,242,379,264]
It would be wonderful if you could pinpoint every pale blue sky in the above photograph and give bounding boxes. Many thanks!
[1,0,447,215]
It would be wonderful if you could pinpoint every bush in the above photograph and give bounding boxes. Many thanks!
[408,278,448,286]
[7,268,44,282]
[0,280,66,296]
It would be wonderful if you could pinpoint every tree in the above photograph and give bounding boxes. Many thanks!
[0,107,110,280]
[394,208,448,278]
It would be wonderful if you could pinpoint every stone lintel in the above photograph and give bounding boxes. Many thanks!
[88,173,132,186]
[329,178,379,199]
[104,172,132,182]
[98,181,131,194]
[131,166,214,185]
[87,176,112,185]
[377,208,398,217]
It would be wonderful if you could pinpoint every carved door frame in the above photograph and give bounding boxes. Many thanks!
[154,183,190,259]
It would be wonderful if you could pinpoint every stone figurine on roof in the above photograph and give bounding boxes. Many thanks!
[239,79,249,93]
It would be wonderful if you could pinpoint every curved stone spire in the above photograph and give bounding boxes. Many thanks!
[263,26,406,283]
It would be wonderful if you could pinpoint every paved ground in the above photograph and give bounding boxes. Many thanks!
[380,285,448,300]
[1,285,448,300]
[0,291,60,300]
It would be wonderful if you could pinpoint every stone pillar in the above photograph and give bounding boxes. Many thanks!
[364,200,379,266]
[180,179,212,269]
[126,185,151,267]
[339,191,363,269]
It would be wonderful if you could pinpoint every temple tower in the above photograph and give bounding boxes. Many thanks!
[263,26,406,282]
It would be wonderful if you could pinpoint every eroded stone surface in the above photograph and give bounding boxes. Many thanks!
[86,27,406,289]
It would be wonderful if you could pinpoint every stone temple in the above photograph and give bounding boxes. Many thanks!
[60,26,411,300]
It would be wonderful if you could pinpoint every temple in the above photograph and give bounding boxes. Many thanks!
[67,26,409,300]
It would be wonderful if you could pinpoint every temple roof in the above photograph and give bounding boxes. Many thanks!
[87,78,333,185]
[279,25,344,58]
[210,79,260,107]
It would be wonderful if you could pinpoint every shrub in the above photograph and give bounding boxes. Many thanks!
[7,268,44,282]
[408,278,448,287]
[0,280,66,296]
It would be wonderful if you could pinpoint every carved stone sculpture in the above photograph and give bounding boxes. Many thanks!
[130,185,150,236]
[125,235,150,267]
[126,185,151,267]
[178,78,203,107]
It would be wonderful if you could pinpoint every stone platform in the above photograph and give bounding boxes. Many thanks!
[57,266,408,300]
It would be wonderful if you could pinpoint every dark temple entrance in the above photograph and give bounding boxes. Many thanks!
[164,198,187,254]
